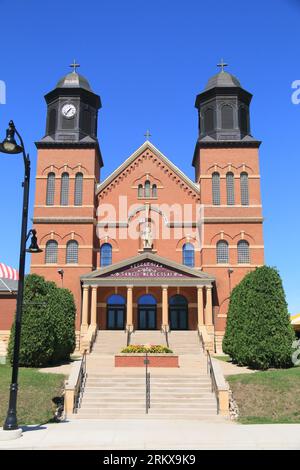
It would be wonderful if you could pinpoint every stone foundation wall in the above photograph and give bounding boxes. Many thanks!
[215,331,225,354]
[0,330,10,355]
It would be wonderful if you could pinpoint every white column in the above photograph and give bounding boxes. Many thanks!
[126,285,133,330]
[81,285,90,330]
[205,286,213,326]
[162,285,168,329]
[91,286,97,327]
[197,285,204,326]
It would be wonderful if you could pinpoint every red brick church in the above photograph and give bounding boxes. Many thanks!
[0,63,265,354]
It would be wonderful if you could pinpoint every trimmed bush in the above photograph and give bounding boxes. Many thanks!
[8,274,75,367]
[223,266,295,370]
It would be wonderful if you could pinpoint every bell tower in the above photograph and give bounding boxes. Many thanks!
[43,61,101,143]
[31,64,103,347]
[193,63,264,352]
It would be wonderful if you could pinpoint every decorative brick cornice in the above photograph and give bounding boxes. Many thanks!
[33,217,95,224]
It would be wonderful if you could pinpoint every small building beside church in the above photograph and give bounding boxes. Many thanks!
[1,64,265,354]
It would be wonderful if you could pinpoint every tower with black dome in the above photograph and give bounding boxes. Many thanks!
[42,62,101,143]
[32,65,103,345]
[193,63,264,352]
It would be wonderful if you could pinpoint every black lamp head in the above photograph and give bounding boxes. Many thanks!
[26,229,43,254]
[0,120,23,154]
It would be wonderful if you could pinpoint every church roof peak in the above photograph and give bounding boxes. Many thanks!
[96,140,199,196]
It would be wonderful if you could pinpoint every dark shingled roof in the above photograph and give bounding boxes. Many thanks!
[205,71,241,91]
[56,71,92,92]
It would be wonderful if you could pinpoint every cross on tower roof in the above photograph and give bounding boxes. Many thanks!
[69,59,80,73]
[144,130,152,140]
[217,59,228,72]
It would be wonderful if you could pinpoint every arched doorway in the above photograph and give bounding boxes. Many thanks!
[138,294,157,330]
[169,295,188,330]
[107,294,125,330]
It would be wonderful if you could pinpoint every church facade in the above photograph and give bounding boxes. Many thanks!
[30,65,264,353]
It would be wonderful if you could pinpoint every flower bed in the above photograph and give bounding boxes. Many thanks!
[115,344,179,368]
[121,344,173,354]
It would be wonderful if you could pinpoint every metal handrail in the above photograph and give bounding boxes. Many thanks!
[161,325,170,348]
[73,350,87,413]
[145,352,151,414]
[206,350,219,414]
[198,329,205,353]
[126,327,131,346]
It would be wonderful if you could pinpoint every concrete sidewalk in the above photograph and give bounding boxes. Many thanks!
[0,419,300,450]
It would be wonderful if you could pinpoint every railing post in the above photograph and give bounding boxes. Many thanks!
[144,351,150,414]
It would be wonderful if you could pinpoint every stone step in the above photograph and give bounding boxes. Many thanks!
[84,389,214,399]
[81,399,216,406]
[85,379,211,389]
[75,408,217,417]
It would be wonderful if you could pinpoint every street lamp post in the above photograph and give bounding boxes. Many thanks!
[0,121,42,431]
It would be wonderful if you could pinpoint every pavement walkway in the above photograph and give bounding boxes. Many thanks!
[0,419,300,449]
[214,358,257,376]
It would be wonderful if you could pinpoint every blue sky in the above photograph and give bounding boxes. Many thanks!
[0,0,299,313]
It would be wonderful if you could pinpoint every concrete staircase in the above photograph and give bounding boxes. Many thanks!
[168,330,202,355]
[129,330,167,347]
[71,329,222,421]
[73,373,218,420]
[92,330,128,355]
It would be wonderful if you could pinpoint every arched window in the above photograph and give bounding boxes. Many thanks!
[48,108,57,135]
[46,172,55,205]
[182,243,195,267]
[144,180,151,198]
[221,105,234,129]
[138,294,156,305]
[212,172,220,205]
[60,172,69,206]
[107,295,125,330]
[204,108,214,133]
[152,184,157,197]
[238,240,250,263]
[169,294,188,306]
[226,172,235,205]
[240,172,249,205]
[107,294,125,305]
[138,184,143,197]
[66,240,78,264]
[239,107,248,134]
[45,240,58,264]
[217,240,229,264]
[100,243,112,267]
[82,108,91,134]
[169,295,188,330]
[74,172,83,206]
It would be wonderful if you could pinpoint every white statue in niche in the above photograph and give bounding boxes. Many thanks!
[141,223,153,250]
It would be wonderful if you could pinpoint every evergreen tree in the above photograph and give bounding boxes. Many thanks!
[8,274,75,367]
[223,266,295,370]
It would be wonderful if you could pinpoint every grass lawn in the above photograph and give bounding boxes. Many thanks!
[214,355,231,362]
[0,364,66,426]
[227,367,300,424]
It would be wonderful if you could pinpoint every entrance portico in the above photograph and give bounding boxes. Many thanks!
[80,253,215,336]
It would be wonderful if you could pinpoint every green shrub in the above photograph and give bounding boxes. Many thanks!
[121,344,173,354]
[8,274,75,367]
[223,266,295,370]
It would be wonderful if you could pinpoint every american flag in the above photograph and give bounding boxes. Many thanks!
[0,263,19,281]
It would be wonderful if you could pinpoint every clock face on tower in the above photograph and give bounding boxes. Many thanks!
[61,103,77,119]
